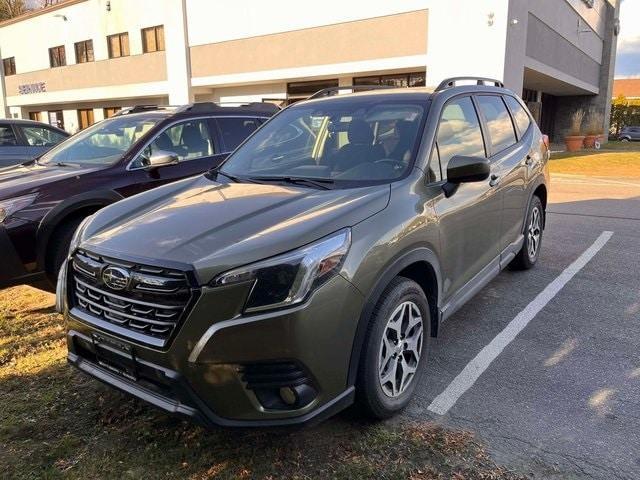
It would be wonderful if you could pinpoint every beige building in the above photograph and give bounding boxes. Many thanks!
[0,0,620,140]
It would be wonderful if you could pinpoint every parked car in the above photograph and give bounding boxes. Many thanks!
[59,78,549,427]
[0,118,68,167]
[618,126,640,142]
[0,102,279,290]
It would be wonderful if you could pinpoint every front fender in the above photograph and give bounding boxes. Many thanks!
[36,189,124,270]
[346,246,442,387]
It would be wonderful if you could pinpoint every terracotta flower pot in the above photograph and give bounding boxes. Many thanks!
[564,135,585,152]
[583,135,597,149]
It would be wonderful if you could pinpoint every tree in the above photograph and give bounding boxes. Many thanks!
[610,95,640,136]
[0,0,27,21]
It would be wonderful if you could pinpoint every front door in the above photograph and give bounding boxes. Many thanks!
[119,118,227,197]
[429,96,502,305]
[475,94,528,255]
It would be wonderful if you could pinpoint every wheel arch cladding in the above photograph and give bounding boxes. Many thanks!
[532,184,547,228]
[37,190,123,271]
[346,247,441,387]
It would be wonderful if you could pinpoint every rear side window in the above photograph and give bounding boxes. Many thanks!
[434,96,485,179]
[504,96,531,136]
[476,95,517,155]
[0,125,17,146]
[20,126,67,146]
[215,117,261,152]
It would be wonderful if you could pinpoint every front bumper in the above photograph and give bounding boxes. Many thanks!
[66,274,364,427]
[0,224,45,289]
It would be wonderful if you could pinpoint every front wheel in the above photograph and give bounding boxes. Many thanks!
[356,277,429,419]
[511,196,544,270]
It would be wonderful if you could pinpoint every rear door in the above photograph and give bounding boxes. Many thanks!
[119,117,227,196]
[0,124,28,167]
[430,95,503,304]
[474,94,528,256]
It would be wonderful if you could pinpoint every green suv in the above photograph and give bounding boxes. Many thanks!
[60,78,549,427]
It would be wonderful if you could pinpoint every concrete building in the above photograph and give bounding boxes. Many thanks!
[0,0,619,140]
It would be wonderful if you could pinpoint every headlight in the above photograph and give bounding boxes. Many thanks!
[68,215,94,253]
[0,194,38,223]
[213,228,351,313]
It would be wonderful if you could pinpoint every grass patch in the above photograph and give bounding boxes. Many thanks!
[1,286,525,479]
[550,142,640,178]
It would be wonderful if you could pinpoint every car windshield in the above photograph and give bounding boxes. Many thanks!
[219,98,427,186]
[38,113,165,166]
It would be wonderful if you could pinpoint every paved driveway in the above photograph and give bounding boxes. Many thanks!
[406,174,640,479]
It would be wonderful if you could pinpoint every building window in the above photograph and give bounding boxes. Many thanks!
[3,57,16,76]
[353,71,426,88]
[103,107,121,118]
[74,40,94,64]
[29,112,41,122]
[141,25,165,53]
[48,110,64,130]
[286,79,338,104]
[107,32,130,58]
[49,45,66,68]
[77,109,95,130]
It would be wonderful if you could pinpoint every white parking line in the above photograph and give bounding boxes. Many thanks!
[427,231,614,416]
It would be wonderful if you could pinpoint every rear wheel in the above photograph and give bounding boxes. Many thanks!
[356,277,429,419]
[46,217,85,286]
[511,195,544,270]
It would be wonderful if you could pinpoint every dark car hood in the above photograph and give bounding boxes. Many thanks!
[0,162,103,199]
[82,175,390,284]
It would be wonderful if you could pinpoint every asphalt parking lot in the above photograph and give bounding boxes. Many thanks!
[406,174,640,479]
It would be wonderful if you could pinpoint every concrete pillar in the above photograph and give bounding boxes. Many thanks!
[0,47,9,119]
[165,0,193,105]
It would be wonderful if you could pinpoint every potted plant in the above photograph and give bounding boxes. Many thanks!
[583,110,603,149]
[564,109,585,152]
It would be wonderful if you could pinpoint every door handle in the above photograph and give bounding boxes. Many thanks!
[489,174,500,187]
[525,155,533,166]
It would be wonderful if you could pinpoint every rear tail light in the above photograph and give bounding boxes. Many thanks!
[542,134,550,150]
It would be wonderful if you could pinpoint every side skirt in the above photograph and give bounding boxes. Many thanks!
[439,235,524,323]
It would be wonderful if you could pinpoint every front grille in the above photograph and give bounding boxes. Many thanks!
[70,249,193,346]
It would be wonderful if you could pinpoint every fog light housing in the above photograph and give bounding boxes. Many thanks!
[240,361,318,411]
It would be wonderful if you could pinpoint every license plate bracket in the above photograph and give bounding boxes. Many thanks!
[92,333,138,381]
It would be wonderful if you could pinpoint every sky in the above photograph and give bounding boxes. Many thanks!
[616,0,640,77]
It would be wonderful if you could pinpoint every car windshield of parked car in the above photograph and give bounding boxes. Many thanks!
[219,99,426,186]
[38,113,164,166]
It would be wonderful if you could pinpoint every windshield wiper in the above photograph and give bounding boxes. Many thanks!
[216,171,261,184]
[249,176,334,190]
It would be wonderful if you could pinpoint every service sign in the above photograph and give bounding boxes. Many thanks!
[18,82,47,95]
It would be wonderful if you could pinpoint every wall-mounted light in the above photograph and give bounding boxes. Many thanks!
[106,1,111,12]
[510,18,519,26]
[487,12,495,27]
[54,14,68,21]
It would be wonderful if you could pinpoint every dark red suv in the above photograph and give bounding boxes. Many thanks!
[0,102,278,290]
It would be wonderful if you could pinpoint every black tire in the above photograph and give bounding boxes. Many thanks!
[356,276,430,419]
[46,216,85,285]
[511,195,544,270]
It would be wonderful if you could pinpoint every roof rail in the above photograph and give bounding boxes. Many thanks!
[308,85,399,100]
[113,105,176,116]
[435,77,505,92]
[175,102,281,114]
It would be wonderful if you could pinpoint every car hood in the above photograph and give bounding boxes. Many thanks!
[0,162,102,199]
[82,175,390,284]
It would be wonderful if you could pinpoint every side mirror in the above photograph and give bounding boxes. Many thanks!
[143,150,179,170]
[443,155,490,197]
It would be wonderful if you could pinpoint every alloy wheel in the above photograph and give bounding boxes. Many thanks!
[378,301,424,397]
[527,206,542,260]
